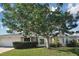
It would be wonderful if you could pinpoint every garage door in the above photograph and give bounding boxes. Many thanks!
[0,37,21,47]
[0,39,13,47]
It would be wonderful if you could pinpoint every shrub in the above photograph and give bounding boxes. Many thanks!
[66,40,77,47]
[77,42,79,47]
[50,36,62,47]
[50,43,56,47]
[57,42,62,47]
[13,41,38,49]
[50,42,62,48]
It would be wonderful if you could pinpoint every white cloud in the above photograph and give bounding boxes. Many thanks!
[52,7,57,11]
[0,23,9,30]
[49,4,57,11]
[0,7,3,13]
[0,22,3,29]
[5,27,9,30]
[0,7,4,29]
[68,4,73,9]
[68,4,79,15]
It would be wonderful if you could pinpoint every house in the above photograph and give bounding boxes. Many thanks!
[0,34,52,47]
[0,33,79,47]
[57,33,79,46]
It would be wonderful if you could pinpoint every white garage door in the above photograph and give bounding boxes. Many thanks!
[0,39,13,47]
[0,37,21,47]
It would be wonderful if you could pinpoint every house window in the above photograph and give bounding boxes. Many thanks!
[66,39,68,44]
[40,39,44,44]
[31,37,36,42]
[24,38,30,42]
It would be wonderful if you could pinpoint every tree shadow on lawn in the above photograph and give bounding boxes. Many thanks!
[57,47,79,56]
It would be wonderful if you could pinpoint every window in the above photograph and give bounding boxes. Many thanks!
[40,39,44,44]
[31,37,36,42]
[24,38,30,42]
[66,39,68,44]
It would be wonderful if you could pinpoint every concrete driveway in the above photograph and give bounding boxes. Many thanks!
[0,47,14,53]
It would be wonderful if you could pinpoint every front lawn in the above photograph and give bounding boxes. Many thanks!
[0,47,79,56]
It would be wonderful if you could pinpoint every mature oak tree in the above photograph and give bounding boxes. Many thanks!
[1,3,79,48]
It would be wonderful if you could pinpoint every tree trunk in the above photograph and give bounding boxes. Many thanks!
[45,36,50,49]
[36,34,38,42]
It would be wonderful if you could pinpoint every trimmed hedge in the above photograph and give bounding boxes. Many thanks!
[13,42,38,49]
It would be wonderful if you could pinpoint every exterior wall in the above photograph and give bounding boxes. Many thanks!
[52,38,55,43]
[49,37,53,44]
[58,36,71,46]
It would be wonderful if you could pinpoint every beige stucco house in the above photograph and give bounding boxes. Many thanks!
[0,34,51,47]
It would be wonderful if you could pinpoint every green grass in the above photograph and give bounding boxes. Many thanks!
[0,47,79,56]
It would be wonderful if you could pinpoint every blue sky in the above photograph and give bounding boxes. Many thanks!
[0,3,79,35]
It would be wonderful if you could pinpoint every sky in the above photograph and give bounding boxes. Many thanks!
[0,3,79,35]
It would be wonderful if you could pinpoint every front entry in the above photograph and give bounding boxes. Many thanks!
[38,36,46,47]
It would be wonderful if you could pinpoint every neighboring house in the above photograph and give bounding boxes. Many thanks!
[0,33,79,47]
[57,33,79,46]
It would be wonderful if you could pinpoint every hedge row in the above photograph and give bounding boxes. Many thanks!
[66,40,79,47]
[13,42,38,49]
